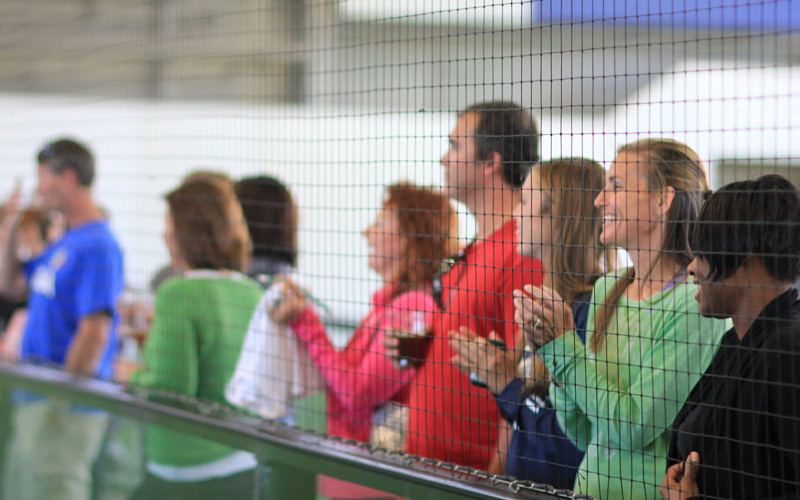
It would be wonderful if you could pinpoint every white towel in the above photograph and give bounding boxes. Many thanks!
[225,290,322,419]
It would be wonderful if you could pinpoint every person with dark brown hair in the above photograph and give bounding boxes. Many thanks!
[268,182,457,499]
[516,139,729,499]
[152,174,298,289]
[147,170,235,291]
[127,176,268,500]
[392,102,544,473]
[161,178,251,271]
[235,176,298,284]
[236,177,297,286]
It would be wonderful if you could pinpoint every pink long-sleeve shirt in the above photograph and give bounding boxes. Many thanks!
[288,285,437,443]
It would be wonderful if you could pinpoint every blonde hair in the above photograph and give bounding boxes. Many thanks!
[591,138,709,353]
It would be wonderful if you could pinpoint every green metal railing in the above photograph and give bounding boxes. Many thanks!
[0,361,564,500]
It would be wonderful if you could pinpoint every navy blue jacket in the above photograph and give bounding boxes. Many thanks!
[494,294,591,488]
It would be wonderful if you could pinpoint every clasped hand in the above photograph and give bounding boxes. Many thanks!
[449,327,524,395]
[513,284,574,347]
[265,277,310,323]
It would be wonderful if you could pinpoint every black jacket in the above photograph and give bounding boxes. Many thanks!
[668,288,800,499]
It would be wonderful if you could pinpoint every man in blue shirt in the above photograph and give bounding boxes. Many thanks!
[1,138,124,500]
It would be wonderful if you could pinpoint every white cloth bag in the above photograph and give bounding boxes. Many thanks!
[226,289,322,419]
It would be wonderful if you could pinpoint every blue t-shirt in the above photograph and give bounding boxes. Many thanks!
[22,220,124,378]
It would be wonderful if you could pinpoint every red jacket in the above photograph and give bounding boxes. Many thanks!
[406,220,544,469]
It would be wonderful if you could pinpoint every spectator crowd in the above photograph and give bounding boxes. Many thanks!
[0,102,799,500]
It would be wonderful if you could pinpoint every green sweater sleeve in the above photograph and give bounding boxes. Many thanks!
[547,331,592,452]
[130,283,199,396]
[540,285,724,452]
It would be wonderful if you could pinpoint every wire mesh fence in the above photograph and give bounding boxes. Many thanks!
[0,1,797,499]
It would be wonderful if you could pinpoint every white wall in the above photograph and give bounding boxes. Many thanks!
[0,59,797,322]
[0,99,467,321]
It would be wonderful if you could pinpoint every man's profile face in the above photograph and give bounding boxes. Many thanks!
[37,163,68,211]
[440,112,484,203]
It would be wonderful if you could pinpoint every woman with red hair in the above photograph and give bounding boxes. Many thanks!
[270,182,457,499]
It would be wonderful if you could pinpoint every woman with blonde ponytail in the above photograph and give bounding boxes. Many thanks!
[516,139,728,499]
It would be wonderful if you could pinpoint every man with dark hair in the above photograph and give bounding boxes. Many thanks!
[1,138,124,500]
[662,174,800,500]
[37,139,96,186]
[463,101,539,187]
[393,102,544,471]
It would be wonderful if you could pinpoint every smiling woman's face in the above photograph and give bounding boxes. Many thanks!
[594,151,663,251]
